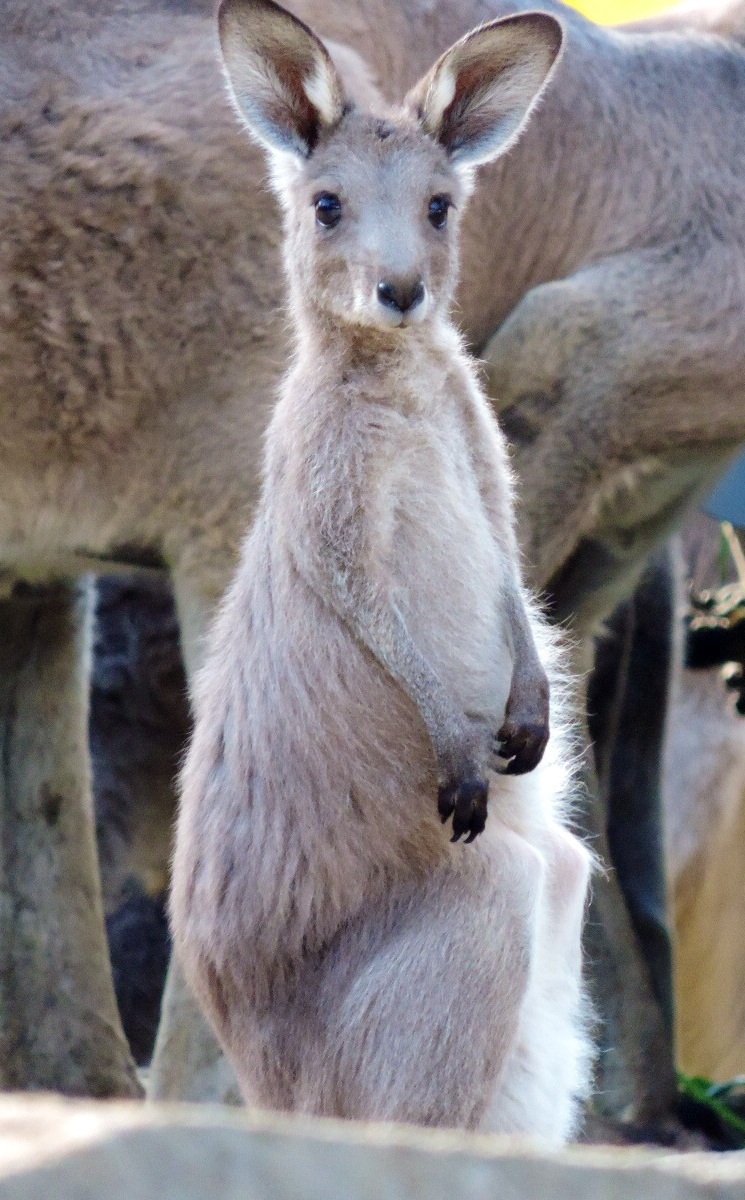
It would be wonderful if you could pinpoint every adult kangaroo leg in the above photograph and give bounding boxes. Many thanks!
[148,564,241,1104]
[588,545,678,1038]
[564,635,677,1129]
[0,578,141,1097]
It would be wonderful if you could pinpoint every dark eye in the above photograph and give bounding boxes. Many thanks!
[428,194,451,229]
[314,192,342,229]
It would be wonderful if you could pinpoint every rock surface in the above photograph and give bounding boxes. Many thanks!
[0,1096,744,1199]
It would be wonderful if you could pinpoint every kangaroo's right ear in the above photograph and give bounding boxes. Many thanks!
[218,0,347,160]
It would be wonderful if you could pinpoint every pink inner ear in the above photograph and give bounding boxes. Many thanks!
[451,57,490,108]
[274,53,325,152]
[437,63,495,155]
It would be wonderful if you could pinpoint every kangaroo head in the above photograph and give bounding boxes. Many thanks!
[218,0,562,332]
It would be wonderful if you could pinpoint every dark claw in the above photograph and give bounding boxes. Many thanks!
[438,780,457,824]
[438,776,488,844]
[497,717,549,776]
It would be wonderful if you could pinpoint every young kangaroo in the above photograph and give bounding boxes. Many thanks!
[171,0,592,1140]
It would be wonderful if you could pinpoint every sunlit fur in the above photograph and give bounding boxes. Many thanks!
[171,0,592,1143]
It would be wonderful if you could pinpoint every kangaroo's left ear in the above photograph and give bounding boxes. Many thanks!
[406,13,563,170]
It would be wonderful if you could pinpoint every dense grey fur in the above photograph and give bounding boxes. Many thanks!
[171,0,591,1140]
[2,0,745,1102]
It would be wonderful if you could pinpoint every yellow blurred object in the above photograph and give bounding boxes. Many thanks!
[569,0,676,23]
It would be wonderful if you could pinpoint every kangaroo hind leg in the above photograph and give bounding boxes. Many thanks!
[303,827,544,1130]
[482,822,593,1143]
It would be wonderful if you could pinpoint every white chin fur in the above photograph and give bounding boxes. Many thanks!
[336,288,432,331]
[368,292,430,330]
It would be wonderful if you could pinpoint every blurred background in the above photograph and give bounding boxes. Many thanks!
[576,0,673,21]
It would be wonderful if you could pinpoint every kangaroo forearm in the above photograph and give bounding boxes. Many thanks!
[498,578,550,775]
[335,586,470,773]
[296,548,470,776]
[504,581,541,679]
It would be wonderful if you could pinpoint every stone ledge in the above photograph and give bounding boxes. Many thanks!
[0,1095,743,1199]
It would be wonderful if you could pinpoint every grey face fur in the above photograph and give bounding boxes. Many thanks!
[281,115,464,331]
[218,0,563,332]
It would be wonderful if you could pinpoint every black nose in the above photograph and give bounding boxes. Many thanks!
[377,279,425,315]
